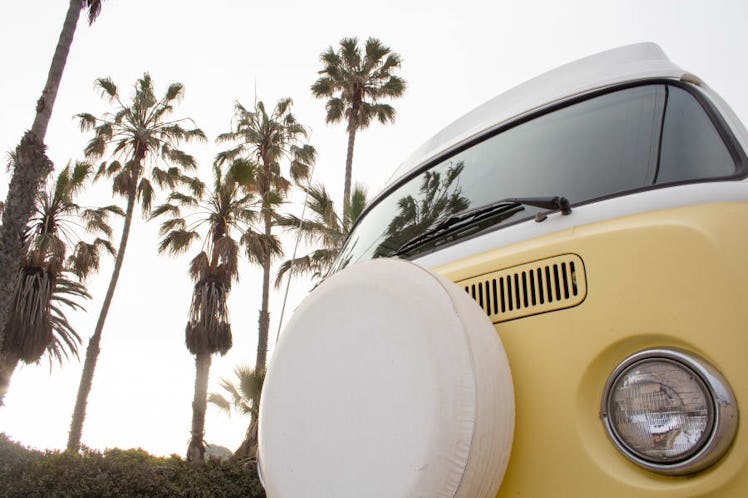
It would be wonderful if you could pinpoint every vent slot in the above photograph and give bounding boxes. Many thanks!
[458,254,587,323]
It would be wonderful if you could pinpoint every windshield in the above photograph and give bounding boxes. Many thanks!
[334,83,737,272]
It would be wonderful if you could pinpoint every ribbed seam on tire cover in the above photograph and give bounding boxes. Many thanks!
[432,272,515,498]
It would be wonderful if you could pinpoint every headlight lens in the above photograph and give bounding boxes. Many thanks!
[601,348,738,475]
[608,358,711,461]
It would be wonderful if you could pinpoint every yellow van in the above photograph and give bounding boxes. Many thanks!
[258,43,748,497]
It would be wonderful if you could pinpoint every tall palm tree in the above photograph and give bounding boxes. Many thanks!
[152,162,260,463]
[311,37,405,216]
[208,364,265,461]
[67,74,205,451]
[275,183,367,287]
[0,161,119,405]
[0,0,105,370]
[216,98,315,373]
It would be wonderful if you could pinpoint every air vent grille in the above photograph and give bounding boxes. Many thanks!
[458,254,587,323]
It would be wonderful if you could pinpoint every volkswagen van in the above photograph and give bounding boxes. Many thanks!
[258,43,748,497]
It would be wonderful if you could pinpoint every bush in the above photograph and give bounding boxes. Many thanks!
[0,434,265,497]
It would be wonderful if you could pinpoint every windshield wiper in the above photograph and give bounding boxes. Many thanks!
[391,196,571,257]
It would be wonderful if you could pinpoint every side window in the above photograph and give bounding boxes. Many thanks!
[656,86,736,183]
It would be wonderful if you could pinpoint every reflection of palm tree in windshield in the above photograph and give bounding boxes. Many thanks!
[376,162,470,256]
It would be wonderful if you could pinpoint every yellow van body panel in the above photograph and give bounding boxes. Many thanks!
[436,202,748,497]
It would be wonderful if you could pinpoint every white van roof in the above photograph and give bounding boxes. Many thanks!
[386,42,688,186]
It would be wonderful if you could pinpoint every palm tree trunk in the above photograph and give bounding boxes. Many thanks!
[32,0,84,139]
[0,352,20,406]
[67,184,136,451]
[0,0,83,350]
[187,352,211,463]
[343,112,358,219]
[233,416,259,461]
[255,210,272,372]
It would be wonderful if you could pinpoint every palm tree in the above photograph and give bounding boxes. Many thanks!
[311,37,406,216]
[275,183,367,287]
[152,162,260,463]
[208,364,265,461]
[0,0,105,373]
[0,161,119,405]
[216,98,315,373]
[67,74,205,451]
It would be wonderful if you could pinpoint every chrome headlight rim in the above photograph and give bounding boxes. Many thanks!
[601,347,739,475]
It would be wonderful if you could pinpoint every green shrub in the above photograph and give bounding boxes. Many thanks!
[0,434,265,497]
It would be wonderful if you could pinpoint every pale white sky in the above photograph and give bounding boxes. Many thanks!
[1,0,747,457]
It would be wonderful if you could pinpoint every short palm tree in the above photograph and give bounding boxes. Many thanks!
[0,162,119,405]
[208,364,265,461]
[152,161,261,463]
[216,98,315,373]
[67,74,205,451]
[275,183,367,287]
[311,37,405,216]
[0,0,105,366]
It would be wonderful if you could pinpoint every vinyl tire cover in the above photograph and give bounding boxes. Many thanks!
[259,258,515,498]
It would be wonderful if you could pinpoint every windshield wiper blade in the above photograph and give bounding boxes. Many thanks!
[391,195,571,257]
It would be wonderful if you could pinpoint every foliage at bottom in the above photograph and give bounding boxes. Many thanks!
[0,434,265,497]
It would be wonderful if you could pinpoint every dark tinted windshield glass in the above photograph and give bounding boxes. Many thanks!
[334,84,736,271]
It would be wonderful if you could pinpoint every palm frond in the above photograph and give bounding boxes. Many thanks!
[137,177,154,215]
[167,191,199,206]
[149,202,180,220]
[80,207,116,238]
[180,174,206,198]
[226,158,257,188]
[76,113,98,132]
[348,184,368,226]
[207,393,232,413]
[189,251,209,282]
[164,82,184,101]
[242,229,282,264]
[4,267,55,363]
[95,77,118,100]
[158,229,199,255]
[71,161,92,188]
[379,74,406,97]
[67,238,114,280]
[324,97,345,124]
[213,145,243,166]
[157,217,186,237]
[185,278,232,356]
[212,235,239,282]
[209,366,265,418]
[85,0,104,25]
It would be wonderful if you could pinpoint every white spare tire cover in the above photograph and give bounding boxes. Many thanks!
[259,258,514,498]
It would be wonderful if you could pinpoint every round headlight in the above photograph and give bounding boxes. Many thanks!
[601,348,738,475]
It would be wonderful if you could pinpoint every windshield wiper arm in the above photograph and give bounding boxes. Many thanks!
[504,196,571,214]
[391,196,571,257]
[505,196,571,221]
